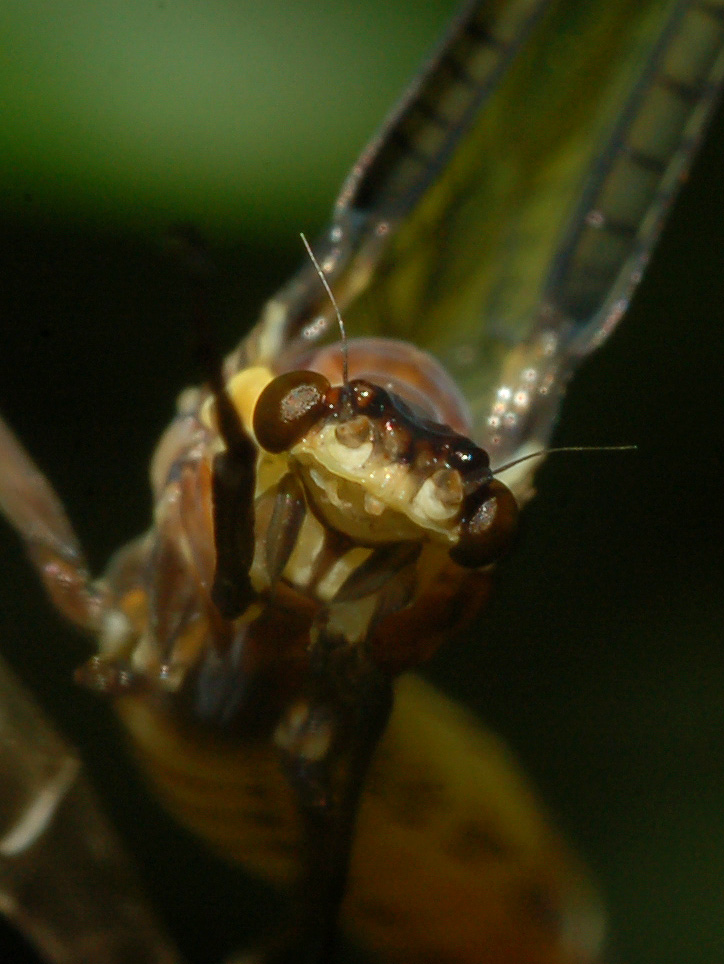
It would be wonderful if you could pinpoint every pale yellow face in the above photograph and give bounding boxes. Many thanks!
[291,420,465,546]
[205,353,517,583]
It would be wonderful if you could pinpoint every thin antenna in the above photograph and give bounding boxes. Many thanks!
[301,232,349,384]
[493,444,637,476]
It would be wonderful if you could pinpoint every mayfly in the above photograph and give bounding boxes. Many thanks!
[1,2,723,964]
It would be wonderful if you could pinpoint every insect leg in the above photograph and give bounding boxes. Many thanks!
[274,626,393,964]
[0,656,181,964]
[0,414,104,631]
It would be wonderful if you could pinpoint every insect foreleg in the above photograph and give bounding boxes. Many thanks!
[0,414,105,632]
[273,626,393,964]
[0,649,181,964]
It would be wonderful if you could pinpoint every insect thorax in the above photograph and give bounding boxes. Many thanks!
[84,338,515,730]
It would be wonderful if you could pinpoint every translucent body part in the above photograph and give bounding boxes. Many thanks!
[244,0,724,475]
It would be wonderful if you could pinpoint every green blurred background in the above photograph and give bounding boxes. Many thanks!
[1,2,723,963]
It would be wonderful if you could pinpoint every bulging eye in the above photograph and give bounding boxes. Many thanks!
[253,370,331,453]
[449,480,519,569]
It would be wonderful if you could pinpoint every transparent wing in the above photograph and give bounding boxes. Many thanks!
[241,0,724,473]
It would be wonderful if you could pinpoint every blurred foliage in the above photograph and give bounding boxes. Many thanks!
[0,0,457,236]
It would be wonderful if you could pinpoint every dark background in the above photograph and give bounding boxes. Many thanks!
[1,2,724,963]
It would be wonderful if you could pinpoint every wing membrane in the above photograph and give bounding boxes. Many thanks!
[243,0,724,473]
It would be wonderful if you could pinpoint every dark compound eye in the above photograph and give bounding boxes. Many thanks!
[253,370,331,454]
[449,480,519,569]
[447,442,491,481]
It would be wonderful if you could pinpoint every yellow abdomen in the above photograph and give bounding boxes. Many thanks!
[118,675,603,964]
